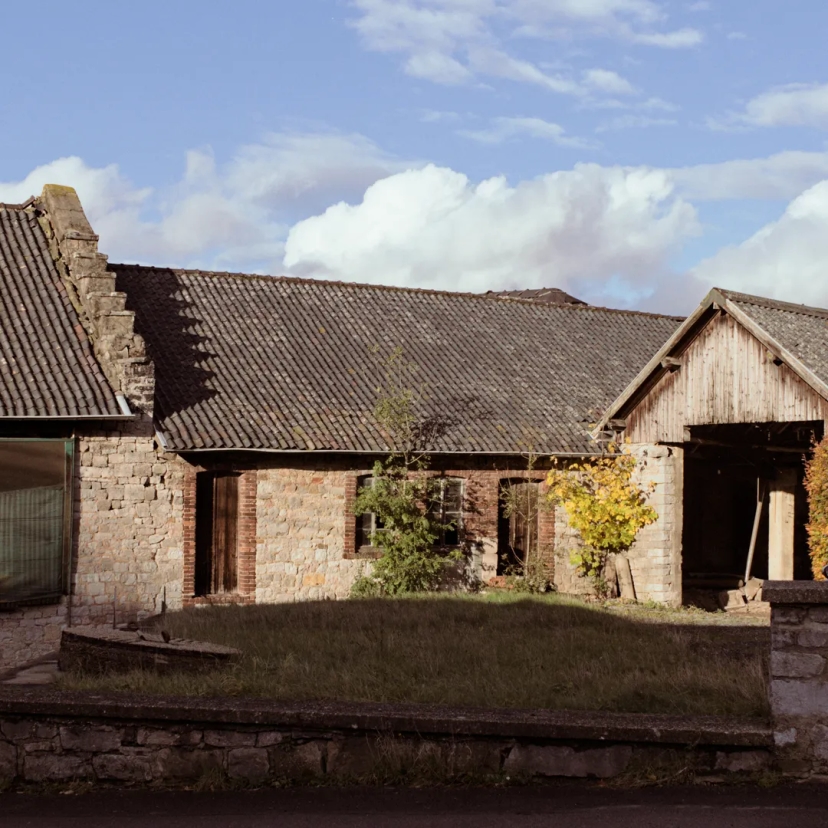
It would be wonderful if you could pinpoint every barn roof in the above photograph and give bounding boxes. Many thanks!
[0,200,123,419]
[111,265,681,454]
[597,288,828,431]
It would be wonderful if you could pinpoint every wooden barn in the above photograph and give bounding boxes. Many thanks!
[598,288,828,606]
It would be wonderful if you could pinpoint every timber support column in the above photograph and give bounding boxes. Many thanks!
[769,469,797,581]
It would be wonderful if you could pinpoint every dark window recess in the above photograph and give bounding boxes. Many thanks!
[497,480,539,573]
[355,476,384,550]
[195,472,240,596]
[0,440,73,608]
[429,478,463,547]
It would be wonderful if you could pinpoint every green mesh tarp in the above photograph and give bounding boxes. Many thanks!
[0,485,64,603]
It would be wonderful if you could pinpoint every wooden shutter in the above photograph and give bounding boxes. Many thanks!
[212,473,239,594]
[195,471,239,596]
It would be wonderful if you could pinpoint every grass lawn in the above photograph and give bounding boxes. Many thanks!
[59,594,770,718]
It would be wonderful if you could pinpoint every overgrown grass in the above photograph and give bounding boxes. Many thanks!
[58,593,769,718]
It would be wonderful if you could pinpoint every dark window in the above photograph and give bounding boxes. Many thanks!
[429,478,464,547]
[0,440,73,608]
[355,475,384,550]
[497,480,540,573]
[195,472,240,596]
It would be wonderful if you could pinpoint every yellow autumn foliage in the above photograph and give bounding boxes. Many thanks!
[546,444,658,580]
[805,435,828,580]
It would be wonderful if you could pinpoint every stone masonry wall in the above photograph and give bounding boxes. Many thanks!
[0,696,772,786]
[0,603,67,675]
[765,582,828,777]
[256,468,363,602]
[1,436,185,673]
[73,433,184,624]
[254,462,557,603]
[625,444,683,605]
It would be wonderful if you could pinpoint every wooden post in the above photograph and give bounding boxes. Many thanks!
[616,554,636,601]
[744,479,766,583]
[769,469,797,581]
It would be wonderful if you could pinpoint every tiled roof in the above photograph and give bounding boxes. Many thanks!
[111,265,682,454]
[488,287,587,305]
[0,202,122,418]
[720,290,828,390]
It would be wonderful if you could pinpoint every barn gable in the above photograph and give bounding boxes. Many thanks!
[598,288,828,442]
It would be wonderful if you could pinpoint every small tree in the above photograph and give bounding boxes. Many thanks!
[804,435,828,580]
[545,444,657,587]
[352,347,459,595]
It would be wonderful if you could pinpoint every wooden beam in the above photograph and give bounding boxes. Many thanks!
[769,469,797,580]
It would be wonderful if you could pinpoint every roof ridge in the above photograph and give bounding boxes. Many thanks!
[720,288,828,321]
[0,197,36,211]
[109,263,682,321]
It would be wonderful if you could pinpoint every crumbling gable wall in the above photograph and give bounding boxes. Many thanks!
[1,189,188,672]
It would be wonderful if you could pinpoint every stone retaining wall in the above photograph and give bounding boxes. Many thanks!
[0,690,771,787]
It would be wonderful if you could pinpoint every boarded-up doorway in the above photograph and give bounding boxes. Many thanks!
[497,480,539,574]
[195,472,240,596]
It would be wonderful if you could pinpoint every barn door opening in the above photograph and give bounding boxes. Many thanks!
[497,480,539,574]
[195,472,240,596]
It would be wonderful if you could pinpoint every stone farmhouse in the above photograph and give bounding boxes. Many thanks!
[0,184,823,671]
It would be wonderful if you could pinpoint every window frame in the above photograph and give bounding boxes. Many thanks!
[0,437,74,610]
[355,474,385,556]
[429,477,464,549]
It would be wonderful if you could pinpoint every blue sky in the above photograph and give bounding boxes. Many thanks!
[3,1,828,312]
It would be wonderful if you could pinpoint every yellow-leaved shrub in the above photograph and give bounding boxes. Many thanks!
[805,435,828,580]
[546,444,657,583]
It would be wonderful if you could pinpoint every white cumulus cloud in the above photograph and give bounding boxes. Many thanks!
[283,162,700,305]
[0,132,417,274]
[692,180,828,306]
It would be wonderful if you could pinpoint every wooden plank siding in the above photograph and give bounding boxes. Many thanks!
[626,311,828,443]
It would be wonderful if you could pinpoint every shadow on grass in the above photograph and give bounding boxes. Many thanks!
[58,594,770,718]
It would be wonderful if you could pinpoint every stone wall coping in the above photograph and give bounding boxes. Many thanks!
[0,688,771,747]
[763,581,828,605]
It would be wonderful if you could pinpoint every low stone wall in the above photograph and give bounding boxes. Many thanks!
[0,602,67,675]
[0,689,771,786]
[58,628,240,675]
[765,581,828,776]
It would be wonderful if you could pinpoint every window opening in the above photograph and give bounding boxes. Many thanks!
[429,478,463,547]
[497,479,540,574]
[355,475,384,550]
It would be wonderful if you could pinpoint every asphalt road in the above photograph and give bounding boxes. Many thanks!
[3,784,828,828]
